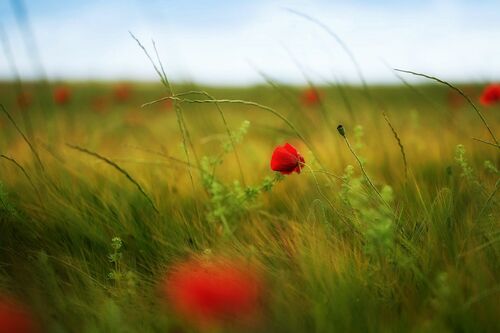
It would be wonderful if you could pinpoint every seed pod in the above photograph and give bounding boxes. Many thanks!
[337,124,345,137]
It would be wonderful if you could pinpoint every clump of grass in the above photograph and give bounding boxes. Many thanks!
[454,144,476,183]
[200,121,282,234]
[337,124,389,208]
[337,131,395,259]
[0,181,17,217]
[0,79,499,332]
[395,68,498,146]
[484,160,498,175]
[66,143,159,213]
[108,237,138,297]
[1,104,44,171]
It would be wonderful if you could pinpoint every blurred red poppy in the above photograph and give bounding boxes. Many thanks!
[91,96,108,114]
[446,90,464,110]
[301,87,321,107]
[152,97,173,113]
[164,98,173,110]
[270,143,305,175]
[113,84,132,103]
[0,297,38,333]
[123,109,145,127]
[164,258,263,328]
[53,86,71,105]
[16,91,32,109]
[479,84,500,106]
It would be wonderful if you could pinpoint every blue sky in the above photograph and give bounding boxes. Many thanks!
[1,0,499,84]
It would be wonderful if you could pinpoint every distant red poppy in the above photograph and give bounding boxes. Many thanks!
[164,98,173,110]
[91,96,108,114]
[16,91,32,109]
[153,97,173,113]
[123,110,144,127]
[0,297,38,333]
[113,84,132,103]
[446,90,464,110]
[53,86,71,105]
[164,258,263,328]
[301,87,321,107]
[270,143,305,175]
[479,84,500,106]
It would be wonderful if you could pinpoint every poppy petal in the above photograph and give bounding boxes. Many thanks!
[270,143,304,175]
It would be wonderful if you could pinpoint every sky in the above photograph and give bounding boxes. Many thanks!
[0,0,499,85]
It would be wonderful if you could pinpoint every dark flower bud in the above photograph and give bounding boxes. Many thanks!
[337,124,345,137]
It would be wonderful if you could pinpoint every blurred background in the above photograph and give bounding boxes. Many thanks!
[1,0,499,85]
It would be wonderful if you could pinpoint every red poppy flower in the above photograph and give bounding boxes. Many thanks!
[0,297,38,333]
[479,84,500,106]
[53,86,71,105]
[164,258,263,328]
[113,84,132,103]
[301,87,321,107]
[270,143,305,175]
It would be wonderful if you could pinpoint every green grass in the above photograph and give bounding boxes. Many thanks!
[0,80,499,332]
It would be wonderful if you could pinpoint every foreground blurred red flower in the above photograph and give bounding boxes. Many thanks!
[164,258,263,328]
[0,297,38,333]
[53,86,71,105]
[301,87,321,107]
[479,84,500,106]
[113,84,132,103]
[270,143,305,175]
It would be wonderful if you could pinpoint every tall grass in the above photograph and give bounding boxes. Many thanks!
[0,78,499,332]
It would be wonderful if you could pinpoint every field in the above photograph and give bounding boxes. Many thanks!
[0,78,499,332]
